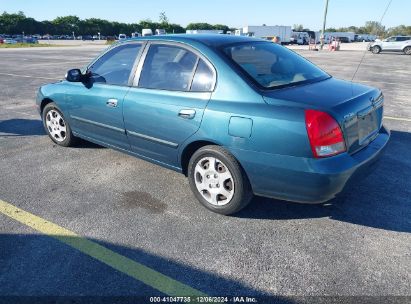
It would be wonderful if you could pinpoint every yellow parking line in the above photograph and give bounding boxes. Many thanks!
[384,116,411,122]
[0,199,206,297]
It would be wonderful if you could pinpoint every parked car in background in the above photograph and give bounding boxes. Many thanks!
[368,36,411,55]
[338,37,350,43]
[4,38,17,44]
[36,35,389,215]
[82,35,94,41]
[118,34,127,40]
[23,37,39,44]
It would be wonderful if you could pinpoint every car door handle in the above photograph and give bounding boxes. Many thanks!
[106,99,118,108]
[178,109,196,119]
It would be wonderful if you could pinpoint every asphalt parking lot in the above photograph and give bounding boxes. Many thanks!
[0,45,410,302]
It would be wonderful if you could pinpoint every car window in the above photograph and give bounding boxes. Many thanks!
[386,37,396,42]
[223,42,329,89]
[190,59,215,92]
[139,44,198,91]
[88,43,142,86]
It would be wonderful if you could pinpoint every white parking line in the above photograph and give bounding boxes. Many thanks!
[29,60,91,66]
[0,73,58,80]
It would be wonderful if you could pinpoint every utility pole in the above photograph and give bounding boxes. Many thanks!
[320,0,329,50]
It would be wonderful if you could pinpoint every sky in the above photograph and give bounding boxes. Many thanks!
[1,0,410,30]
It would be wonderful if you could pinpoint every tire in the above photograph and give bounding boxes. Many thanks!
[372,46,381,54]
[187,145,253,215]
[42,102,77,147]
[403,46,411,55]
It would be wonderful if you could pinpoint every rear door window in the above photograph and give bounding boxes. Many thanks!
[138,44,198,91]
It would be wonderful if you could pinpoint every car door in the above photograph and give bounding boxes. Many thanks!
[395,37,411,50]
[123,42,216,168]
[381,37,397,50]
[66,42,144,150]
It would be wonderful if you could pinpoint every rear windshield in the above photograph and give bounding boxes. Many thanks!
[222,41,329,89]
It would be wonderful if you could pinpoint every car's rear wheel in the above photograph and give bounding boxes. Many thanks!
[403,46,411,55]
[188,145,253,215]
[42,102,77,147]
[372,46,381,54]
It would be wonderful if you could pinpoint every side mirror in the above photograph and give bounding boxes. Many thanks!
[65,69,83,82]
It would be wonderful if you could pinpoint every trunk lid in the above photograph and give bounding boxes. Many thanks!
[263,77,384,154]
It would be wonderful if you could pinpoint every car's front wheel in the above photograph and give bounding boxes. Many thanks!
[42,102,77,147]
[403,46,411,55]
[188,145,253,215]
[372,46,381,54]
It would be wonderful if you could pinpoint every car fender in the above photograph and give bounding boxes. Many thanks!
[37,81,70,116]
[402,42,411,51]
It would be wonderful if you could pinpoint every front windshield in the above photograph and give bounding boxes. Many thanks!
[222,41,329,89]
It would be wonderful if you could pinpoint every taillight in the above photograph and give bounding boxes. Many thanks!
[305,109,346,158]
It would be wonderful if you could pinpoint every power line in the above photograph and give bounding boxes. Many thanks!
[351,0,393,81]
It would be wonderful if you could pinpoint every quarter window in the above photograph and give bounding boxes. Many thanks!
[139,44,198,91]
[190,59,215,92]
[88,43,142,86]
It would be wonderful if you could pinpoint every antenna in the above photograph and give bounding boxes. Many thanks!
[351,0,393,81]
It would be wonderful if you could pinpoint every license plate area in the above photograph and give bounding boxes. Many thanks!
[358,109,379,145]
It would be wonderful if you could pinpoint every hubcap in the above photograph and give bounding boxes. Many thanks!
[194,156,234,206]
[45,109,67,142]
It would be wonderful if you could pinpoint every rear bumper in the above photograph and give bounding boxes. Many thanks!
[230,125,390,204]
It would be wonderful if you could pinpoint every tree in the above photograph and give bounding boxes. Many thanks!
[363,21,385,36]
[52,16,80,34]
[186,23,214,30]
[293,24,304,31]
[387,25,411,37]
[212,24,230,33]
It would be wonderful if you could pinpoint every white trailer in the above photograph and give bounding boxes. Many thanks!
[237,26,292,44]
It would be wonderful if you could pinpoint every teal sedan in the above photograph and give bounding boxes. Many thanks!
[36,35,390,215]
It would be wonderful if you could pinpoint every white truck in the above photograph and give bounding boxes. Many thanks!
[236,26,292,44]
[142,29,153,37]
[155,29,166,35]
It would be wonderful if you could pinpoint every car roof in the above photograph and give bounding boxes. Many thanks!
[120,34,264,48]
